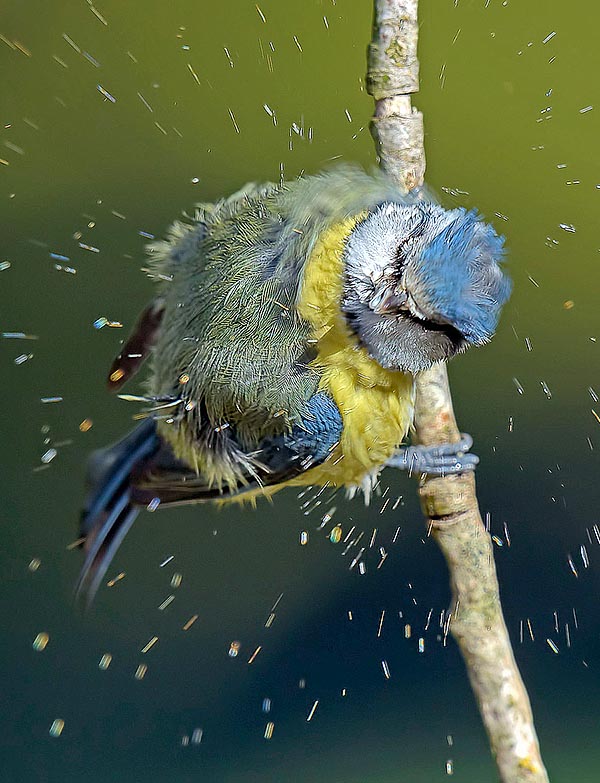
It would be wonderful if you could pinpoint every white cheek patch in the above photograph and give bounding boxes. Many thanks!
[344,204,419,304]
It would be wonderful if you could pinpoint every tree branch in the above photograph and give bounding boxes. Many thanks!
[366,2,549,781]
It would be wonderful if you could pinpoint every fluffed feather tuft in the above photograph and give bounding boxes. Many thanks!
[414,209,511,344]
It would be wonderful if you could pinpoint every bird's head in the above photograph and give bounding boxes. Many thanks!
[342,202,511,373]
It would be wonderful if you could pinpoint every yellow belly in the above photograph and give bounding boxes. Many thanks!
[291,215,415,489]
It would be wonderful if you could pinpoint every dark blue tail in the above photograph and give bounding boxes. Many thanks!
[76,419,159,607]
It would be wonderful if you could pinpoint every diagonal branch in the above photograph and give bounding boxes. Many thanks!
[366,2,550,781]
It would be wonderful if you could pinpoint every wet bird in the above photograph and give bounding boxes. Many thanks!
[77,166,510,604]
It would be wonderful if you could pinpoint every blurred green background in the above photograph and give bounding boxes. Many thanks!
[1,0,599,780]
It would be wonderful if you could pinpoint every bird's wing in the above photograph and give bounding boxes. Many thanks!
[134,391,343,503]
[76,393,342,606]
[146,183,324,454]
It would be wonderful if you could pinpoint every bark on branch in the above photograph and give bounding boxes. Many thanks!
[366,2,549,781]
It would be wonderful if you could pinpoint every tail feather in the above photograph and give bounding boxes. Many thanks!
[76,392,344,606]
[76,419,159,607]
[75,503,140,607]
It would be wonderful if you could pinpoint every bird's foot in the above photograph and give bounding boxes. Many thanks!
[386,433,478,477]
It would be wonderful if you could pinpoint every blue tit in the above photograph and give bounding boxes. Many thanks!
[77,166,510,604]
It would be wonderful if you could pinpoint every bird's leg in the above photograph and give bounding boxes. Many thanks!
[385,433,479,477]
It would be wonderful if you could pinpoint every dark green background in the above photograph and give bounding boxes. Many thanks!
[1,1,599,780]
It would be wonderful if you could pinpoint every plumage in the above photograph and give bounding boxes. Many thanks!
[77,165,510,605]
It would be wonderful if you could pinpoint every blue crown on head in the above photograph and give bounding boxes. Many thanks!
[416,209,511,344]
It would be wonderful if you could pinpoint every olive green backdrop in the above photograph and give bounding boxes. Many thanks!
[1,1,599,781]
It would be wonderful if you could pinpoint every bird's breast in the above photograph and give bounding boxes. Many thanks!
[293,216,415,489]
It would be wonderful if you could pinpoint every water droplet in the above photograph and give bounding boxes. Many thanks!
[32,632,49,651]
[99,653,112,670]
[170,572,182,588]
[134,663,148,680]
[191,728,203,744]
[49,719,65,737]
